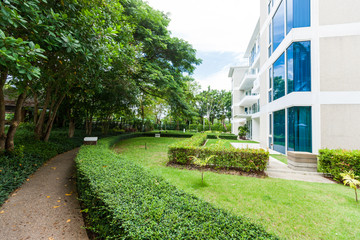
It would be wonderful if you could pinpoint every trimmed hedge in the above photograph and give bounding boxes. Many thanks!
[168,135,269,172]
[141,132,194,138]
[219,134,238,140]
[318,149,360,181]
[75,136,278,239]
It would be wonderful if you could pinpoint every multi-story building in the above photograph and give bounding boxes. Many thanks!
[231,0,360,154]
[229,21,260,141]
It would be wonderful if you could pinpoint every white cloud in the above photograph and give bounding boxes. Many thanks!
[195,65,233,91]
[146,0,260,52]
[145,0,259,91]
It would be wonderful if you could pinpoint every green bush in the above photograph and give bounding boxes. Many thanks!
[206,134,218,139]
[319,149,360,181]
[169,135,269,172]
[219,134,238,140]
[188,124,198,132]
[75,137,278,239]
[141,132,194,138]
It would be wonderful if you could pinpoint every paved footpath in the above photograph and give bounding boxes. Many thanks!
[0,149,89,240]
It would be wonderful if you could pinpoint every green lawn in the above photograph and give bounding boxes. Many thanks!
[114,137,360,240]
[270,154,288,164]
[205,139,259,149]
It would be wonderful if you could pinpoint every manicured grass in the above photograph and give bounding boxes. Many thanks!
[205,139,259,149]
[270,154,288,164]
[114,137,360,240]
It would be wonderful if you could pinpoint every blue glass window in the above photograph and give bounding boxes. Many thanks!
[273,109,286,154]
[287,41,311,93]
[273,53,285,100]
[272,0,285,51]
[287,0,311,34]
[288,107,312,152]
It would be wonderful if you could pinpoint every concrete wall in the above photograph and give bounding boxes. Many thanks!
[259,113,268,149]
[321,104,360,150]
[319,0,360,25]
[252,118,260,142]
[259,21,269,68]
[259,0,268,29]
[320,35,360,91]
[232,90,241,105]
[259,72,267,107]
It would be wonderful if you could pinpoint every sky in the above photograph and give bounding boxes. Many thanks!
[145,0,260,91]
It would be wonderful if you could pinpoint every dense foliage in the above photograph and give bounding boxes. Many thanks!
[0,126,84,205]
[319,149,360,181]
[168,134,269,172]
[0,0,201,151]
[75,136,278,239]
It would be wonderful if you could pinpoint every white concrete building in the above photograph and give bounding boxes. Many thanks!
[229,20,261,141]
[230,0,360,154]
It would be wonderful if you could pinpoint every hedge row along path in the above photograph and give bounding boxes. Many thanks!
[0,149,88,240]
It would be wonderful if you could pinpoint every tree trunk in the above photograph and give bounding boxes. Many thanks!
[32,91,38,124]
[88,119,93,136]
[35,85,52,139]
[0,68,8,151]
[68,117,75,138]
[43,94,65,142]
[85,114,93,136]
[5,92,27,151]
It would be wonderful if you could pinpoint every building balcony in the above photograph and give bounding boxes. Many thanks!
[239,70,257,90]
[239,93,259,106]
[251,78,260,94]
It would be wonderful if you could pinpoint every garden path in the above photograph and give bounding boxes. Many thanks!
[0,149,89,240]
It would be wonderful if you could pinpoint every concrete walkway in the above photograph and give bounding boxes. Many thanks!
[0,149,89,240]
[231,142,334,183]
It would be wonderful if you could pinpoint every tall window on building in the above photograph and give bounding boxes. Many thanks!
[273,109,286,154]
[272,0,285,51]
[268,67,273,102]
[286,0,311,34]
[287,41,311,93]
[273,53,285,100]
[288,107,312,152]
[269,113,273,149]
[268,23,272,57]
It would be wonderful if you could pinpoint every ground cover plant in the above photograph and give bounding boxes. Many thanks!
[0,126,85,205]
[75,136,278,239]
[114,137,360,239]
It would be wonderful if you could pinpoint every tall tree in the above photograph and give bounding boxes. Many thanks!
[0,0,46,151]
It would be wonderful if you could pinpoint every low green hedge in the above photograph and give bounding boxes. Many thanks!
[168,135,269,172]
[219,134,238,140]
[318,149,360,181]
[141,132,194,138]
[75,136,278,239]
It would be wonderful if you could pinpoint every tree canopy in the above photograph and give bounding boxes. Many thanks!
[0,0,202,151]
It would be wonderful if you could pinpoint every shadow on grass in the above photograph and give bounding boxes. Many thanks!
[192,180,209,189]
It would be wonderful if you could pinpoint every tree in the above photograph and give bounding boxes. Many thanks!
[0,0,46,151]
[340,171,360,202]
[190,155,215,184]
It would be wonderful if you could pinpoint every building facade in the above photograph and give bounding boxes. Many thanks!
[230,0,360,154]
[229,20,261,141]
